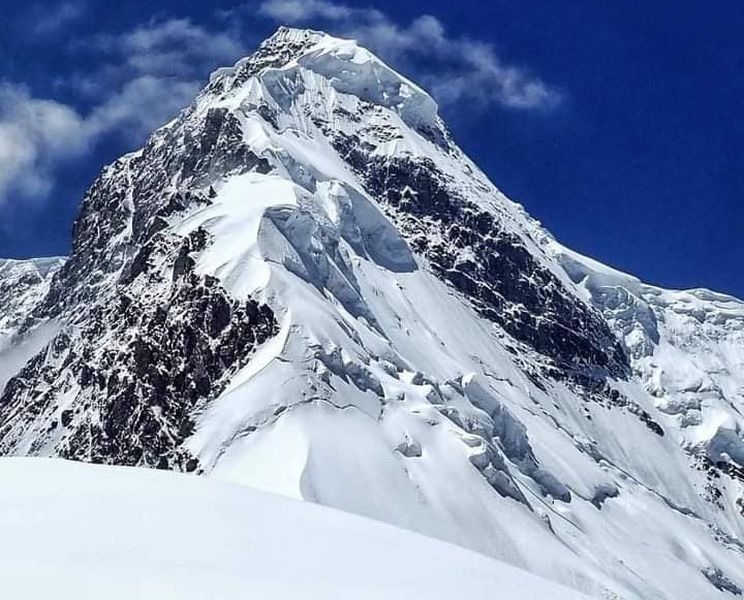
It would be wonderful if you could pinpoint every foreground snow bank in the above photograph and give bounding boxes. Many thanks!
[0,458,583,599]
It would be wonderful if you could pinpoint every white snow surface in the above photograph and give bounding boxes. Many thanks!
[0,457,586,600]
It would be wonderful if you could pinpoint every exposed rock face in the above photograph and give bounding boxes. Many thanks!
[0,266,276,468]
[0,70,278,466]
[334,142,629,380]
[0,27,743,600]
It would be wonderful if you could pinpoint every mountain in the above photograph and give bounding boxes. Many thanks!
[0,27,743,599]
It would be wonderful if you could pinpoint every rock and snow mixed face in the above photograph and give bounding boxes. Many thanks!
[0,257,64,392]
[0,257,63,343]
[0,27,743,599]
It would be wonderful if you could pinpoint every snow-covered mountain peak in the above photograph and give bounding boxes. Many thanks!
[1,28,743,600]
[265,24,328,46]
[208,26,326,83]
[206,26,439,133]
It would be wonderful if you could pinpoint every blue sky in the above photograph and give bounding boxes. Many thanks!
[1,0,741,296]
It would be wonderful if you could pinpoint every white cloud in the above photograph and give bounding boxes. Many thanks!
[0,85,89,205]
[258,0,383,24]
[70,17,248,136]
[108,18,246,80]
[83,17,248,140]
[0,17,244,207]
[258,0,561,111]
[25,1,87,38]
[86,76,199,142]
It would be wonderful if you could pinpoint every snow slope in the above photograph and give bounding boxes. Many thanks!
[0,458,585,600]
[0,27,743,599]
[550,241,744,517]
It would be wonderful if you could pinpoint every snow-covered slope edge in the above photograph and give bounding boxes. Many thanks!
[548,240,744,516]
[0,458,586,600]
[0,27,742,600]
